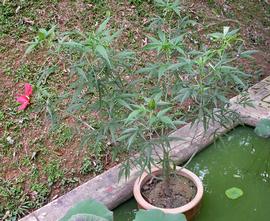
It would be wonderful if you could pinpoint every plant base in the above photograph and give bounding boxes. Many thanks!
[133,167,203,221]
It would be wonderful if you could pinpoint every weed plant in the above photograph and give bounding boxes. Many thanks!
[26,0,256,209]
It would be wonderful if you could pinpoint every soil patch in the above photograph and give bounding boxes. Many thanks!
[141,174,197,208]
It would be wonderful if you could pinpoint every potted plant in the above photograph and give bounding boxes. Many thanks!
[133,167,203,220]
[116,94,204,220]
[28,2,255,220]
[115,22,253,221]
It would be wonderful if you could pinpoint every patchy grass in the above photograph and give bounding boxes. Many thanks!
[0,0,269,220]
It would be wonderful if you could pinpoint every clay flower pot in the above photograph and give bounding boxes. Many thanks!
[133,167,203,221]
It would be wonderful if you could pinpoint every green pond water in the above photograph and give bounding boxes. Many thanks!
[113,126,270,221]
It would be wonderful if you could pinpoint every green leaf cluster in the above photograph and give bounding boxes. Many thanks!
[29,11,255,189]
[60,199,187,221]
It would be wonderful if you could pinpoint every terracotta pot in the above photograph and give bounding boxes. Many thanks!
[133,167,203,221]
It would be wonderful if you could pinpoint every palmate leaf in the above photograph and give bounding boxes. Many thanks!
[157,64,169,81]
[159,116,176,129]
[60,199,113,221]
[118,98,133,110]
[230,74,245,88]
[157,107,172,118]
[133,209,186,221]
[136,63,159,76]
[125,106,146,124]
[115,51,136,66]
[172,1,181,17]
[125,109,143,124]
[174,88,192,103]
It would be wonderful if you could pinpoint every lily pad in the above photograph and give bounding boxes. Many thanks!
[133,209,186,221]
[254,118,270,138]
[60,199,113,221]
[68,214,108,221]
[225,187,243,200]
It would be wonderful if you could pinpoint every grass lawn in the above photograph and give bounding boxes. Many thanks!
[0,0,269,220]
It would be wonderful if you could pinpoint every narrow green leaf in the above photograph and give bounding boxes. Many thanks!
[239,50,258,58]
[174,88,191,103]
[173,120,186,126]
[118,99,133,110]
[160,116,176,129]
[231,74,245,87]
[96,45,111,67]
[157,107,172,118]
[125,109,142,124]
[96,17,110,34]
[122,127,138,134]
[223,26,230,36]
[128,132,137,148]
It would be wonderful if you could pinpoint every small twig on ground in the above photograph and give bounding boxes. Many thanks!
[58,109,96,131]
[181,149,198,169]
[72,115,96,131]
[205,16,242,28]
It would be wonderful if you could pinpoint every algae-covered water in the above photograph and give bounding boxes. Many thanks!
[113,126,270,221]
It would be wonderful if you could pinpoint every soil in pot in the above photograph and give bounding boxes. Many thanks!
[141,174,197,208]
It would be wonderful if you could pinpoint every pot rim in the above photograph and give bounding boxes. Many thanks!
[133,166,203,214]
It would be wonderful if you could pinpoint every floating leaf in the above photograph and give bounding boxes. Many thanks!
[133,209,186,221]
[68,214,108,221]
[225,187,243,200]
[254,118,270,138]
[60,199,113,221]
